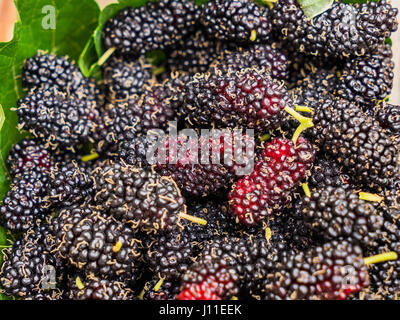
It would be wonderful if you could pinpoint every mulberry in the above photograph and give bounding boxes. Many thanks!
[103,0,200,56]
[200,0,272,44]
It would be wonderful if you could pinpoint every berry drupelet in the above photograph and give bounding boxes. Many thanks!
[0,168,49,232]
[365,188,400,299]
[52,205,143,279]
[16,87,99,151]
[166,29,227,75]
[23,290,64,300]
[67,274,133,300]
[335,44,395,108]
[229,137,315,225]
[291,69,338,108]
[103,0,200,56]
[212,43,289,81]
[309,156,351,189]
[200,0,271,44]
[300,187,384,248]
[262,240,370,300]
[268,203,314,252]
[1,225,61,298]
[182,201,234,243]
[375,103,400,135]
[93,79,178,156]
[102,55,153,102]
[366,243,400,300]
[142,277,181,300]
[119,132,256,198]
[22,52,94,96]
[311,97,400,188]
[178,282,221,300]
[283,48,342,89]
[144,230,199,280]
[46,161,94,208]
[178,253,239,300]
[181,67,292,132]
[209,234,287,298]
[93,160,186,233]
[6,139,53,178]
[271,0,399,59]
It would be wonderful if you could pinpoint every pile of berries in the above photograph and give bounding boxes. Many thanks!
[1,0,399,300]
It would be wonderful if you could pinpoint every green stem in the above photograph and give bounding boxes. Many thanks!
[359,192,384,203]
[81,153,99,162]
[76,277,85,290]
[153,278,165,292]
[260,133,271,142]
[153,66,165,76]
[97,47,116,67]
[260,0,278,9]
[86,47,116,77]
[250,30,257,42]
[296,105,314,113]
[302,183,311,198]
[179,213,207,226]
[284,106,314,144]
[364,252,398,265]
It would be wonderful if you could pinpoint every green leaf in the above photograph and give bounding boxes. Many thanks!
[297,0,334,18]
[297,0,379,18]
[93,0,148,58]
[15,0,100,61]
[0,0,100,299]
[385,38,393,46]
[0,24,25,201]
[0,0,100,200]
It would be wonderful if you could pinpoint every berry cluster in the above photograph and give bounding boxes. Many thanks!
[1,0,399,300]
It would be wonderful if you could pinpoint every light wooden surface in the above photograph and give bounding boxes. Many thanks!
[391,0,400,104]
[0,0,399,103]
[0,0,17,42]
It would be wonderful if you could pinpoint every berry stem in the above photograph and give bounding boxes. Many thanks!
[260,0,278,9]
[292,122,312,144]
[359,192,384,203]
[179,213,207,226]
[112,241,122,253]
[97,47,116,67]
[302,183,311,197]
[138,289,145,300]
[76,276,85,290]
[284,106,314,144]
[153,278,165,292]
[250,30,257,42]
[296,105,314,113]
[364,252,398,265]
[81,152,99,162]
[285,106,313,123]
[87,47,116,77]
[260,133,271,142]
[0,104,5,131]
[265,227,272,241]
[377,95,390,106]
[153,66,166,76]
